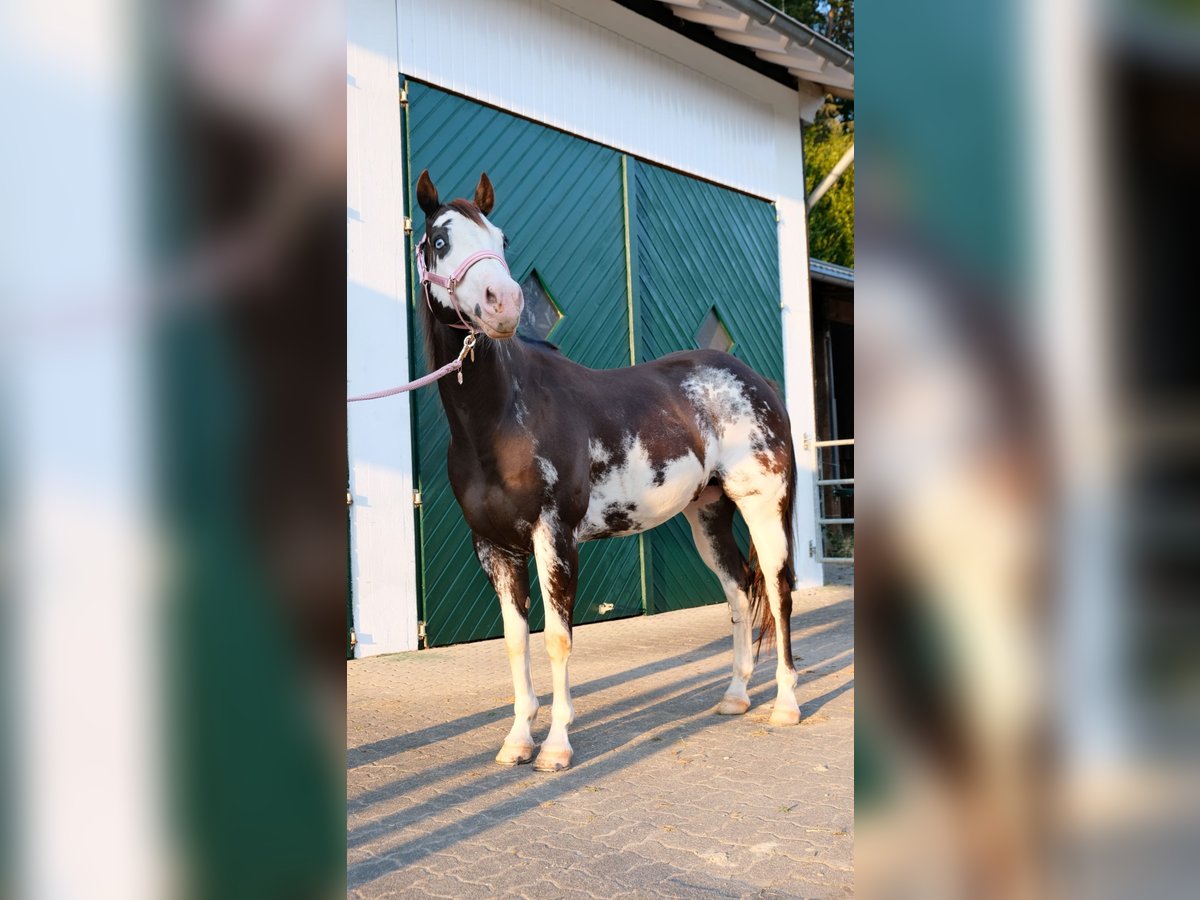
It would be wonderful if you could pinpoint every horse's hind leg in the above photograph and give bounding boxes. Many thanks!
[474,536,538,765]
[683,491,754,715]
[734,486,800,726]
[531,516,579,772]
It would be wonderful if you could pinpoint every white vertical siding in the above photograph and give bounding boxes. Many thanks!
[774,110,824,588]
[396,0,789,200]
[347,0,421,655]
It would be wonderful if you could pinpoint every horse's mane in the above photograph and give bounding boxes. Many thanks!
[416,278,562,363]
[415,223,442,371]
[518,335,560,353]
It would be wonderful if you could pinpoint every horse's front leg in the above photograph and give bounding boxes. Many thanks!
[473,536,538,766]
[530,517,579,772]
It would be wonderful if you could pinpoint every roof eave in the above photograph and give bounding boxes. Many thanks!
[656,0,854,98]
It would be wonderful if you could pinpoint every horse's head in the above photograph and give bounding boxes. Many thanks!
[416,169,523,340]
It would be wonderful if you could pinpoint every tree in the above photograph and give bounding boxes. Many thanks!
[778,0,853,51]
[803,98,854,267]
[775,1,855,266]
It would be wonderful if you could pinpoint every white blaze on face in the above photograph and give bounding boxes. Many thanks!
[427,208,520,335]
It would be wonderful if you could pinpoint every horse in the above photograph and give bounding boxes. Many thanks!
[414,169,801,771]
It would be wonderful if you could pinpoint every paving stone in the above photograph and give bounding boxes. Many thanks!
[348,586,853,897]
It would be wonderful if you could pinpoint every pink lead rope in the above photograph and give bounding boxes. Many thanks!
[347,333,477,402]
[348,234,507,401]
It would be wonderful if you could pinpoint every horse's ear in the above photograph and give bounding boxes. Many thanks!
[474,172,495,215]
[416,169,440,217]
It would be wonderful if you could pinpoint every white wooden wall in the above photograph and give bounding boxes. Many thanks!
[348,0,825,655]
[347,0,419,657]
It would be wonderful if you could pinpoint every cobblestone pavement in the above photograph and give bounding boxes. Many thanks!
[348,586,853,898]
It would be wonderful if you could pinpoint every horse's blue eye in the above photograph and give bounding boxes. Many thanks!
[434,238,446,250]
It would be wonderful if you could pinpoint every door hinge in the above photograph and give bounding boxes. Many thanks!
[418,620,428,648]
[808,539,817,558]
[399,86,408,107]
[802,432,811,451]
[346,490,353,507]
[403,216,413,235]
[413,490,422,507]
[349,630,358,648]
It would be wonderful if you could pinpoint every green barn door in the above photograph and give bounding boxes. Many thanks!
[405,80,642,647]
[630,161,785,613]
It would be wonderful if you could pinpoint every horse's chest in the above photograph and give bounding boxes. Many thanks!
[449,442,543,544]
[578,435,707,540]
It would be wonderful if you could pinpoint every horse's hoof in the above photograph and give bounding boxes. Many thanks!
[495,743,535,766]
[769,706,801,727]
[715,695,751,715]
[533,747,572,772]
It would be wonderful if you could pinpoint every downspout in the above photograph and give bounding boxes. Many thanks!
[806,144,854,212]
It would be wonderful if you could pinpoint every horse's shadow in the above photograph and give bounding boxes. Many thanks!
[349,597,852,768]
[347,602,853,887]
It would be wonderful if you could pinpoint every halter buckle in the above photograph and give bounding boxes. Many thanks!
[457,332,478,361]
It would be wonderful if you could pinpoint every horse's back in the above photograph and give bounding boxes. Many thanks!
[643,349,785,403]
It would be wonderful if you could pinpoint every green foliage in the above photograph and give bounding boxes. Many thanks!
[772,2,855,267]
[776,0,854,50]
[804,97,854,267]
[822,524,855,559]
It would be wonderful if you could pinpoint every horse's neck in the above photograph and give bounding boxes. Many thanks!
[430,327,525,438]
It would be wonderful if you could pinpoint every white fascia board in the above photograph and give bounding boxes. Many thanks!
[347,0,420,656]
[398,0,801,200]
[772,93,823,588]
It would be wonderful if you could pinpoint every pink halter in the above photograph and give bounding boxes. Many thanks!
[416,234,511,332]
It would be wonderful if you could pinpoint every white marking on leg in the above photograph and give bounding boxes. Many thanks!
[684,503,754,714]
[498,596,538,763]
[726,587,754,708]
[477,541,538,765]
[532,517,574,771]
[738,488,801,725]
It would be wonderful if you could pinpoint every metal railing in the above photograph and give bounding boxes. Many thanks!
[814,438,854,565]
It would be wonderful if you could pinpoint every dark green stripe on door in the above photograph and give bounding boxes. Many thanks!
[632,162,784,614]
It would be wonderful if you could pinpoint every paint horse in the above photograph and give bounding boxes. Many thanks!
[415,170,800,771]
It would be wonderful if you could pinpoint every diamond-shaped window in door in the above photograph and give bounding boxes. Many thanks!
[696,306,734,353]
[518,269,564,341]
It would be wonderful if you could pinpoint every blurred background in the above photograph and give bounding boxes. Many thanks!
[3,1,344,897]
[856,0,1200,896]
[3,0,1199,897]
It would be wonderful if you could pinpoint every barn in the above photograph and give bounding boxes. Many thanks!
[347,0,855,656]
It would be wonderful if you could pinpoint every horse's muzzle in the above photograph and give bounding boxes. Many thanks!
[479,281,523,337]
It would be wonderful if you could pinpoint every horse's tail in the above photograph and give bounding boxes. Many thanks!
[747,450,798,661]
[747,545,771,660]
